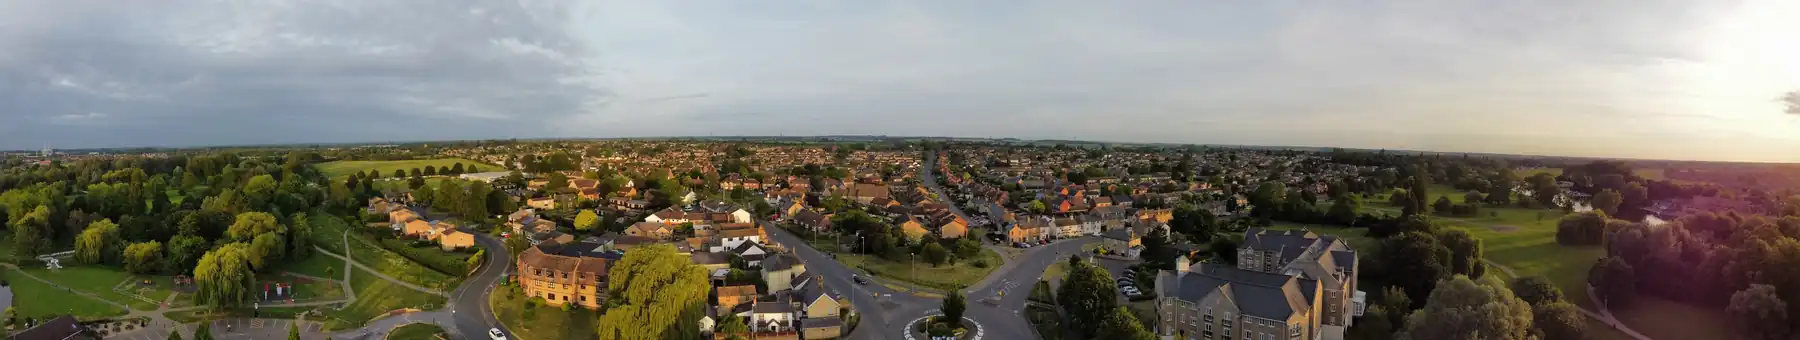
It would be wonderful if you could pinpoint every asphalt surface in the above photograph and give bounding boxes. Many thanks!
[448,231,513,339]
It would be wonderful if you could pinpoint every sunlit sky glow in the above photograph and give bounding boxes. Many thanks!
[1,0,1798,162]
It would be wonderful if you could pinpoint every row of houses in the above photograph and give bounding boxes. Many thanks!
[372,198,476,250]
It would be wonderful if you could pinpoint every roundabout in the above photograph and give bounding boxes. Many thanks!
[901,314,984,340]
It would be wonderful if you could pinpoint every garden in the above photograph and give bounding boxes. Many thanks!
[489,282,599,340]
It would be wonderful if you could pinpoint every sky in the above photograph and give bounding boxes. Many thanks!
[3,1,1799,162]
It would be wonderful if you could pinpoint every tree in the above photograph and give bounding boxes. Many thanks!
[1509,276,1563,306]
[954,238,981,259]
[74,219,121,265]
[168,328,184,340]
[1397,275,1534,340]
[941,290,965,324]
[249,233,285,271]
[1592,189,1622,216]
[424,165,438,176]
[921,242,949,267]
[194,322,213,340]
[1098,307,1156,340]
[1528,173,1560,207]
[165,235,209,274]
[1249,182,1287,217]
[546,172,570,191]
[1533,302,1589,340]
[717,313,749,336]
[595,244,710,340]
[288,322,300,340]
[1621,182,1647,209]
[1354,305,1396,340]
[1026,200,1048,214]
[504,233,531,257]
[226,212,282,242]
[1379,286,1414,331]
[1057,260,1119,338]
[1437,229,1486,278]
[194,243,255,309]
[1431,196,1453,214]
[1327,194,1361,226]
[123,241,164,274]
[1590,256,1637,309]
[1728,284,1790,340]
[11,205,52,259]
[393,169,406,178]
[575,210,600,232]
[1379,232,1451,307]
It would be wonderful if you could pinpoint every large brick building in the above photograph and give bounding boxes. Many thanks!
[516,240,615,310]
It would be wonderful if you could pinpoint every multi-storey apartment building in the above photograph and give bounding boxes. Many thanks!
[1155,259,1322,340]
[516,240,614,310]
[1236,228,1360,327]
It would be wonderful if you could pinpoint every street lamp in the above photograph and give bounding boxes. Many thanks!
[911,252,918,283]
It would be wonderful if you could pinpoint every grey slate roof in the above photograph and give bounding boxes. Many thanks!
[1169,264,1320,321]
[1101,227,1134,241]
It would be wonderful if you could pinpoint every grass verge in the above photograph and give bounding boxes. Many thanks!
[4,268,127,318]
[835,248,1001,292]
[490,285,599,340]
[386,323,449,340]
[314,267,447,331]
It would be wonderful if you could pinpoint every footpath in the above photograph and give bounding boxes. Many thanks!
[1483,260,1651,340]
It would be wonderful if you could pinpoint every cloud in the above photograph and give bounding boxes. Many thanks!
[1785,91,1800,115]
[1,0,1795,161]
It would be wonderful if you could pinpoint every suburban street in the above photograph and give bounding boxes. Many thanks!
[448,232,513,339]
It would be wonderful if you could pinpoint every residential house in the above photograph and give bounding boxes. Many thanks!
[389,209,421,224]
[732,240,770,268]
[698,200,753,223]
[527,197,556,210]
[1137,208,1174,223]
[794,210,832,232]
[847,183,890,204]
[626,222,675,240]
[717,285,759,315]
[938,220,968,239]
[691,251,732,271]
[1154,259,1326,340]
[1053,217,1083,238]
[751,300,796,333]
[1005,217,1052,243]
[401,219,435,237]
[715,223,767,251]
[796,279,844,339]
[899,216,929,242]
[762,254,808,292]
[1100,227,1140,257]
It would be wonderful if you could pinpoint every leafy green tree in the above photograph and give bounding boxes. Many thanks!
[1057,260,1119,338]
[595,244,710,340]
[941,290,965,324]
[575,210,600,232]
[1437,229,1486,278]
[1591,256,1637,309]
[717,313,748,336]
[1728,284,1790,340]
[194,243,255,308]
[1527,173,1560,207]
[424,165,438,176]
[123,241,164,274]
[1398,275,1534,340]
[168,328,184,340]
[393,169,406,178]
[1250,181,1287,217]
[954,238,981,259]
[288,322,300,340]
[1534,302,1589,340]
[1327,194,1360,226]
[921,242,949,267]
[1509,276,1563,306]
[1593,189,1622,216]
[74,218,121,264]
[546,172,570,191]
[1380,232,1450,307]
[226,212,282,242]
[1621,182,1648,209]
[1431,196,1453,214]
[194,323,213,340]
[165,235,209,274]
[1098,306,1156,340]
[11,205,52,259]
[249,233,285,272]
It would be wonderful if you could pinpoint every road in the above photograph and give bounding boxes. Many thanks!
[766,225,925,340]
[448,232,513,339]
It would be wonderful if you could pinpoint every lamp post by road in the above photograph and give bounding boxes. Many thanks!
[911,252,918,283]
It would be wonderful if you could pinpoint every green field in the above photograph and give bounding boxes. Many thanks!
[5,268,127,318]
[308,211,354,255]
[347,233,460,291]
[314,158,496,179]
[1512,167,1667,181]
[387,323,449,340]
[836,248,1002,291]
[1613,296,1741,339]
[316,267,448,331]
[22,266,163,311]
[259,273,346,302]
[491,286,599,340]
[277,252,346,279]
[1265,222,1379,251]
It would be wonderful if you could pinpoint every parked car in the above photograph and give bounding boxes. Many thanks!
[1121,286,1142,295]
[489,328,508,340]
[853,275,870,285]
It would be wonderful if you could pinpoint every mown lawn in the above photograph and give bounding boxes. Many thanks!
[5,268,127,318]
[277,253,346,280]
[1265,222,1379,251]
[316,267,448,331]
[490,285,599,340]
[836,248,1002,291]
[314,158,497,179]
[1612,296,1741,340]
[386,323,448,340]
[22,266,162,311]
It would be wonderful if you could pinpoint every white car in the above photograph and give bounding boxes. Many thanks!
[489,328,507,340]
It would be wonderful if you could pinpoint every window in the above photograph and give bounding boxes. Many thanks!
[548,293,557,300]
[581,296,588,302]
[563,296,569,301]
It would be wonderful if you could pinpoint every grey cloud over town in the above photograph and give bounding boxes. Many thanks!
[2,0,1797,161]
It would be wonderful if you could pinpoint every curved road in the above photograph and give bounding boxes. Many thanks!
[449,232,513,339]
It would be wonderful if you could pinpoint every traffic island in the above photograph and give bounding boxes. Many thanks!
[904,315,983,340]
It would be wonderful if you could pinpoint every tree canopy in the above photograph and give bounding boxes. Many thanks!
[596,244,710,340]
[1398,275,1534,340]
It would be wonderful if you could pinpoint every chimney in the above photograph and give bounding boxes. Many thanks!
[1176,255,1192,273]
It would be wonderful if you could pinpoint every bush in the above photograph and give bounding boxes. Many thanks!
[972,260,988,268]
